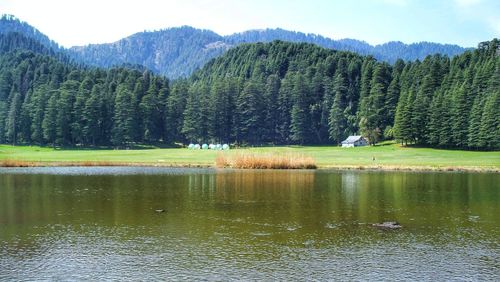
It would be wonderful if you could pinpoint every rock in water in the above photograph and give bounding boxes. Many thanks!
[372,221,402,229]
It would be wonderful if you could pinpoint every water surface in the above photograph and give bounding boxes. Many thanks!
[0,168,498,280]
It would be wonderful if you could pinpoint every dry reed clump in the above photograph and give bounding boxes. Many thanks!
[216,152,317,169]
[0,159,36,167]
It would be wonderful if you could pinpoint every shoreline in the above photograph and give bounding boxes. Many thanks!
[1,160,498,173]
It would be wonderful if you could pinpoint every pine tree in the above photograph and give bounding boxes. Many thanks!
[112,85,134,146]
[328,70,348,143]
[385,74,400,127]
[30,86,47,144]
[309,64,325,143]
[393,90,415,145]
[467,93,484,148]
[359,63,390,144]
[6,90,21,145]
[428,90,444,146]
[438,92,453,147]
[57,81,78,145]
[43,90,58,146]
[320,76,335,142]
[451,84,469,147]
[208,79,233,143]
[262,74,280,143]
[71,81,90,145]
[83,85,103,146]
[276,73,293,143]
[165,81,188,143]
[411,89,431,145]
[290,73,311,144]
[157,81,169,142]
[0,100,7,143]
[140,81,160,142]
[181,84,203,143]
[19,90,33,143]
[235,79,264,144]
[479,91,499,149]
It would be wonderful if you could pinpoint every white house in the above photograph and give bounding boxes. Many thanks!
[341,136,368,147]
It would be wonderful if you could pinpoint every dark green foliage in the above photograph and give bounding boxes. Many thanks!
[42,90,58,146]
[6,90,21,144]
[66,24,468,79]
[328,68,349,143]
[393,39,499,149]
[0,29,497,150]
[165,81,188,143]
[83,85,103,146]
[235,79,265,144]
[181,84,204,143]
[479,91,499,148]
[290,74,311,144]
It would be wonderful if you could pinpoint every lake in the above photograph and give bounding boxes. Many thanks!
[0,167,498,280]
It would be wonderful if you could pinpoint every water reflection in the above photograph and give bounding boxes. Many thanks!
[0,168,498,280]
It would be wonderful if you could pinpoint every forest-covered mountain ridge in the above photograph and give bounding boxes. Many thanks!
[69,26,470,78]
[0,28,497,150]
[1,15,470,79]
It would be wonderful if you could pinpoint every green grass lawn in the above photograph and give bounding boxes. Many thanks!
[0,142,498,170]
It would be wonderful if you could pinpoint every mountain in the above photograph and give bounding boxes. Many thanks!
[69,27,469,79]
[69,26,231,78]
[0,15,60,52]
[0,23,497,149]
[1,15,470,79]
[182,39,498,149]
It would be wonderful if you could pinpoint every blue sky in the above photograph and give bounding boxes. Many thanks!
[0,0,498,47]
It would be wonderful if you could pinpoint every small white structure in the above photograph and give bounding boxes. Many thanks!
[341,136,368,148]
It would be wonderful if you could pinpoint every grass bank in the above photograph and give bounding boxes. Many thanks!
[0,142,498,172]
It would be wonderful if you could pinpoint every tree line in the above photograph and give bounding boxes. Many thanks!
[0,33,498,149]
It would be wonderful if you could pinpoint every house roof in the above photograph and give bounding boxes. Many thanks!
[341,135,363,144]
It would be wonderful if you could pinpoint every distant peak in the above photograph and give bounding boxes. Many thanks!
[1,14,20,21]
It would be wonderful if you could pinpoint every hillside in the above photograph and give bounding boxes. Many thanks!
[0,15,60,52]
[1,15,470,79]
[70,27,469,78]
[0,19,497,150]
[181,40,498,149]
[69,26,231,78]
[226,29,468,63]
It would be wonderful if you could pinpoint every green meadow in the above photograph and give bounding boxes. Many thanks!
[0,142,498,171]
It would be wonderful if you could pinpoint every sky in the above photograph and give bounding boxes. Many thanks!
[0,0,498,48]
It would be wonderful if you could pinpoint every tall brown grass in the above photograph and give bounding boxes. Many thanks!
[0,159,36,167]
[216,152,317,169]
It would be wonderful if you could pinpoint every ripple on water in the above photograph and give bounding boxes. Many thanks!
[0,170,498,280]
[0,166,216,175]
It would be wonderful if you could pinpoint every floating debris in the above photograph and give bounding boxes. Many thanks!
[372,221,402,229]
[325,223,338,229]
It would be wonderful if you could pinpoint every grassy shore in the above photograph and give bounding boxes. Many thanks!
[0,142,498,172]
